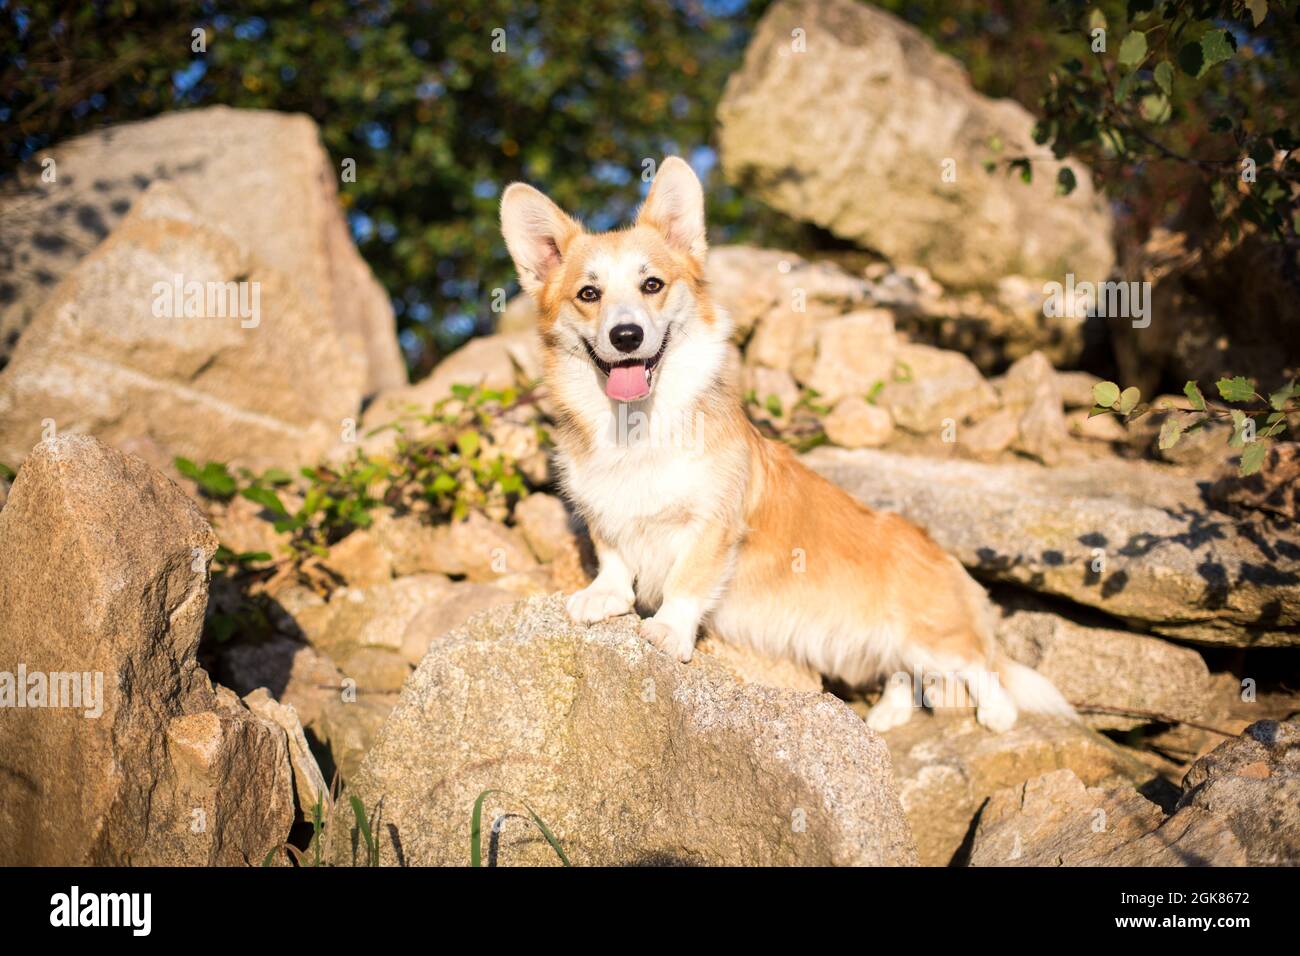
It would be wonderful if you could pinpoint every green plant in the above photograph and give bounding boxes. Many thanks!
[174,457,239,501]
[261,771,341,868]
[470,789,570,867]
[177,382,539,566]
[1088,375,1298,474]
[349,795,379,867]
[263,461,386,560]
[372,383,534,523]
[0,462,16,482]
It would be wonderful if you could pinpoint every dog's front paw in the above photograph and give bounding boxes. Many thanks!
[640,617,695,663]
[566,584,634,624]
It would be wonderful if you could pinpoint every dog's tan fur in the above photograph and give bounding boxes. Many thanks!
[501,157,1073,731]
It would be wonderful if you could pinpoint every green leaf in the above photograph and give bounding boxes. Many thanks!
[350,795,377,866]
[1118,31,1148,69]
[456,430,481,458]
[240,486,288,516]
[1158,417,1183,450]
[1139,93,1171,125]
[1229,409,1248,449]
[1199,30,1235,73]
[0,462,15,482]
[1216,376,1255,403]
[1153,61,1173,96]
[1093,381,1121,407]
[1183,381,1206,411]
[1240,441,1268,477]
[1116,71,1137,104]
[1269,380,1297,411]
[1245,0,1268,27]
[1118,386,1141,416]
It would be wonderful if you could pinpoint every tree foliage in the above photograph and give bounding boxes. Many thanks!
[2,0,783,372]
[4,1,1296,375]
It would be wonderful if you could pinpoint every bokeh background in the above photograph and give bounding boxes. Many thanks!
[5,0,1296,377]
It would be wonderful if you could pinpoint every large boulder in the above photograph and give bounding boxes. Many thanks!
[0,181,370,473]
[717,0,1115,290]
[0,106,404,391]
[969,768,1245,866]
[806,447,1300,646]
[0,436,294,864]
[1176,718,1300,865]
[970,719,1300,866]
[337,596,917,866]
[996,607,1212,731]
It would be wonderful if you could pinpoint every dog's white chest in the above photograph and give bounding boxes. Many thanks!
[563,441,711,528]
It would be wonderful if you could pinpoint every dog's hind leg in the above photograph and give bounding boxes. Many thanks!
[866,671,916,732]
[961,667,1019,733]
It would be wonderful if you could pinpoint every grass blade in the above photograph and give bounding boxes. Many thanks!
[350,794,377,866]
[470,788,570,867]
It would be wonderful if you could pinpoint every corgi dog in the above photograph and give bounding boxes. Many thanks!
[499,157,1074,732]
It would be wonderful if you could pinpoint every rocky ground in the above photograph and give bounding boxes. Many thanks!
[1,1,1297,868]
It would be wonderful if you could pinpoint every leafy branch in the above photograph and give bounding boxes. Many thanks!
[1088,375,1297,475]
[1024,1,1297,244]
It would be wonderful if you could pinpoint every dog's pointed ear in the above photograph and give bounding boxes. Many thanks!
[637,157,707,263]
[500,183,582,297]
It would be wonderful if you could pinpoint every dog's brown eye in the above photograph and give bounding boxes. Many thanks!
[641,277,664,294]
[578,285,601,302]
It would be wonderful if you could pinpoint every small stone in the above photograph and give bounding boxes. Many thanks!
[823,396,894,448]
[877,343,999,433]
[960,408,1018,460]
[513,492,576,563]
[803,310,898,401]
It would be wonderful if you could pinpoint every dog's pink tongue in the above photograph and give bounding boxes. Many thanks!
[605,363,650,401]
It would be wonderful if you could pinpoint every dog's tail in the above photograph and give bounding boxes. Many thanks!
[996,653,1077,720]
[955,558,1077,721]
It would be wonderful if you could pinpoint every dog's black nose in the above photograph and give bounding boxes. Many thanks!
[609,323,643,353]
